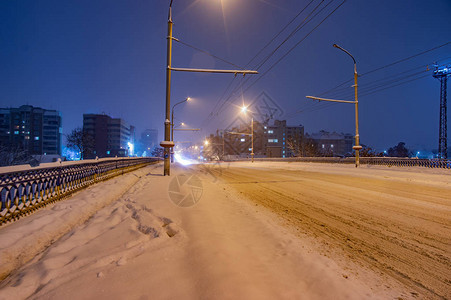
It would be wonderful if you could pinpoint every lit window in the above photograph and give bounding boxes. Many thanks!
[283,150,285,154]
[34,136,39,140]
[240,138,245,142]
[25,136,30,140]
[331,144,334,148]
[249,148,252,151]
[322,144,325,148]
[268,130,273,134]
[268,139,278,143]
[106,151,110,154]
[14,131,19,135]
[264,126,267,129]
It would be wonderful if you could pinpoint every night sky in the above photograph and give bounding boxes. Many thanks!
[1,0,450,153]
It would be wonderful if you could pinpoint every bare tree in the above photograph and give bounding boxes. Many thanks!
[0,144,32,167]
[65,128,94,160]
[286,137,301,157]
[387,142,411,157]
[151,146,164,158]
[360,144,383,157]
[301,137,320,157]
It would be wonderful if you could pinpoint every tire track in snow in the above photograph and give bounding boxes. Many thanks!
[214,166,451,299]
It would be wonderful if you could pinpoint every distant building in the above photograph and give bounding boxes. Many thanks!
[223,121,266,157]
[266,120,304,158]
[83,114,134,158]
[140,129,158,156]
[207,120,304,158]
[307,130,353,156]
[0,105,62,155]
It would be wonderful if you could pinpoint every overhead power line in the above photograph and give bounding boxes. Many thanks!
[173,38,245,69]
[319,42,451,97]
[201,0,323,127]
[361,41,451,76]
[246,0,317,68]
[215,0,347,117]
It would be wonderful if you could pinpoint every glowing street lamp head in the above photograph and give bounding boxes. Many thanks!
[241,105,248,114]
[181,122,185,126]
[204,140,209,146]
[186,97,191,101]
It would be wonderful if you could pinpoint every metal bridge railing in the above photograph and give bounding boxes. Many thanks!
[0,157,159,225]
[235,157,451,169]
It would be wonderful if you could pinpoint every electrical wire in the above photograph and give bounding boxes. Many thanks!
[246,0,317,68]
[317,42,451,97]
[174,38,245,69]
[201,0,323,127]
[217,0,347,115]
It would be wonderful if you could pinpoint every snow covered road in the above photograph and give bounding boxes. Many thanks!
[0,162,449,299]
[206,161,451,299]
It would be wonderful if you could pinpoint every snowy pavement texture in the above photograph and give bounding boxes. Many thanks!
[0,162,449,299]
[206,161,451,299]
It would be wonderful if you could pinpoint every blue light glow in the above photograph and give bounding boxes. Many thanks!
[174,153,199,166]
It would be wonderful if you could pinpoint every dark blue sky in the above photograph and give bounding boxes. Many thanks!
[1,0,450,152]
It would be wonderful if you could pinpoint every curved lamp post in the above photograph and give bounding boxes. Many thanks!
[171,97,191,162]
[306,44,361,167]
[161,0,258,175]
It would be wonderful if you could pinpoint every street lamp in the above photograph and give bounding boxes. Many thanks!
[306,43,361,167]
[160,0,258,176]
[171,97,190,162]
[240,105,254,163]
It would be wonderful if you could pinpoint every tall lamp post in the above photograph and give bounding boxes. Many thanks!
[227,106,254,162]
[160,0,258,176]
[171,97,190,162]
[306,43,361,167]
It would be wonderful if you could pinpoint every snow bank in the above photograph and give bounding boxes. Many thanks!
[0,164,160,281]
[0,163,416,299]
[227,160,451,187]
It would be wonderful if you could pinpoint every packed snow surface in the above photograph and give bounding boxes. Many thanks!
[0,161,449,299]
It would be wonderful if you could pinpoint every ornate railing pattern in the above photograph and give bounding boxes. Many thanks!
[0,158,159,225]
[363,157,451,168]
[238,157,451,169]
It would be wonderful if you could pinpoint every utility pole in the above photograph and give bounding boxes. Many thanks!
[161,0,175,175]
[251,117,254,163]
[433,65,450,159]
[222,131,225,159]
[171,97,190,163]
[306,43,362,167]
[160,0,258,176]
